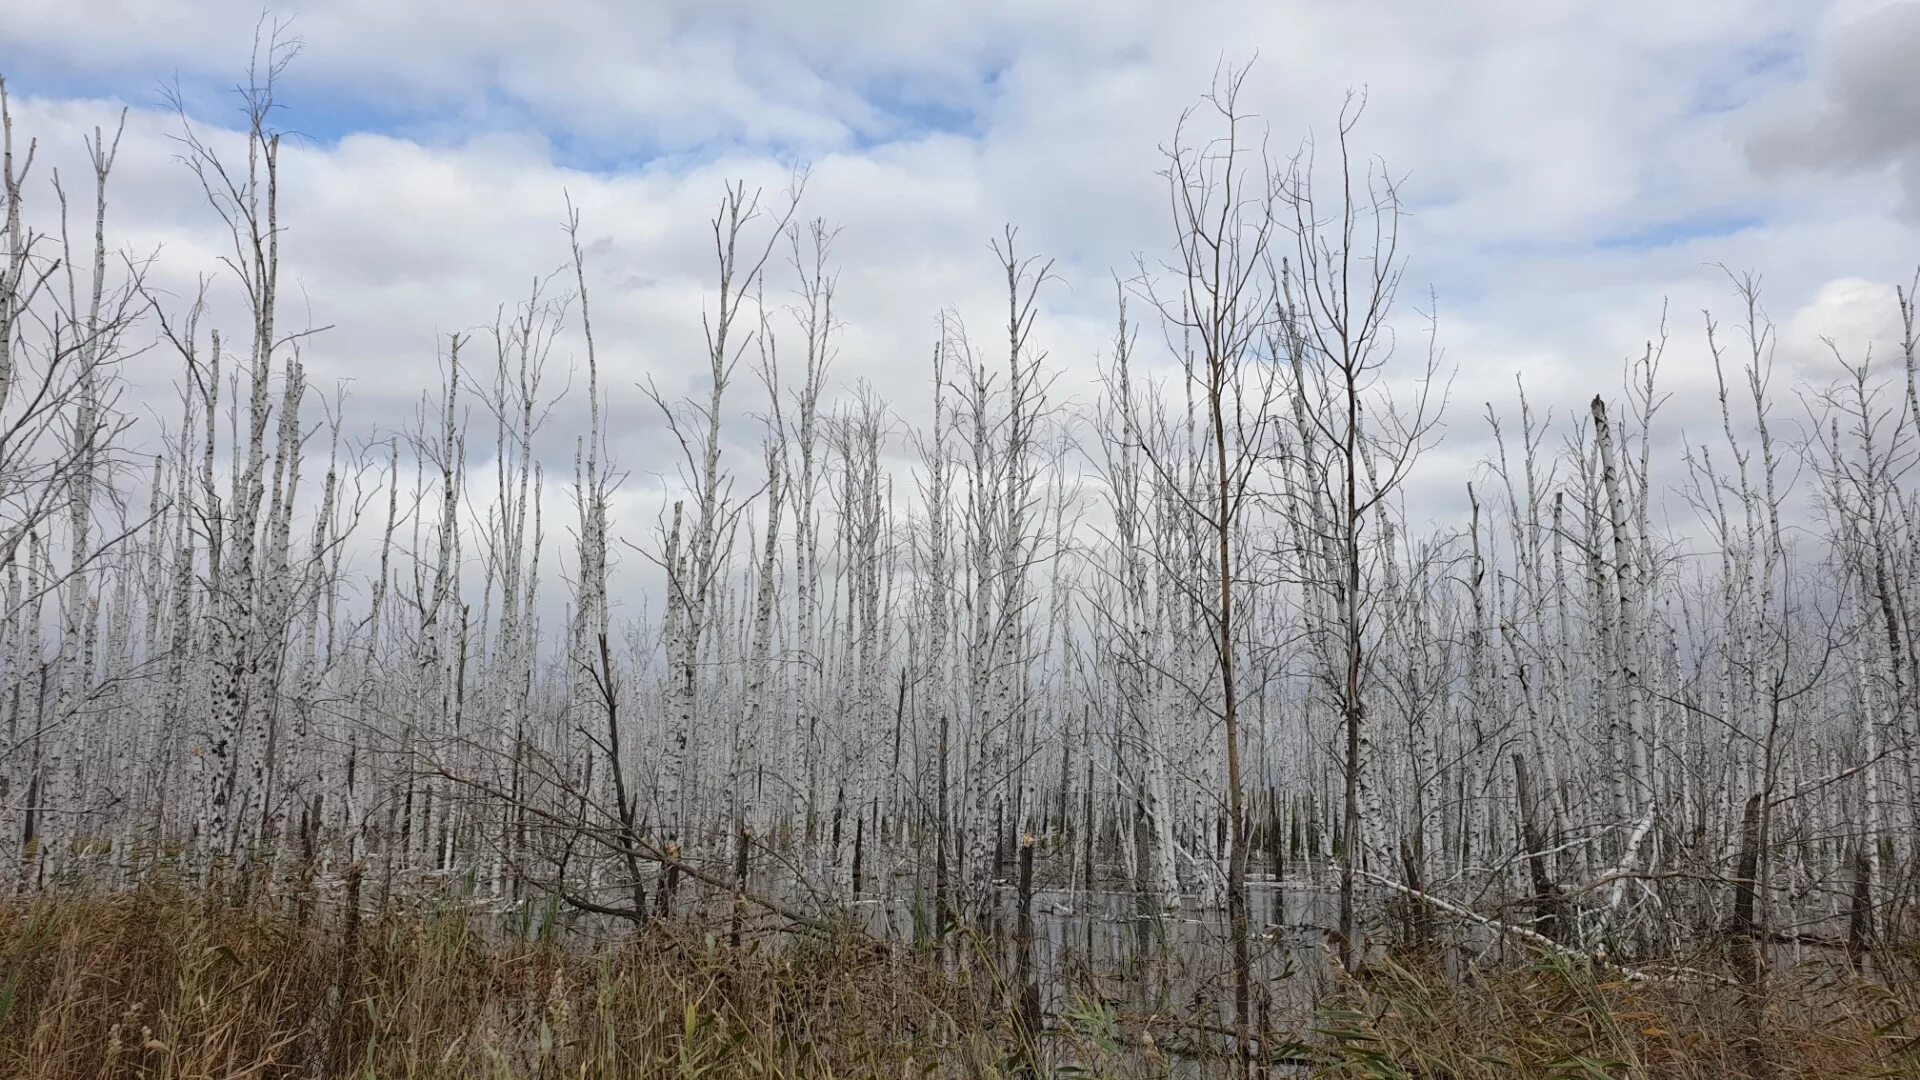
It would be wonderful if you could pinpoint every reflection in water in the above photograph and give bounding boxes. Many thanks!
[843,875,1347,1052]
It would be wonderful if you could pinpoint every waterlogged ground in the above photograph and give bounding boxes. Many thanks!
[447,862,1356,1067]
[847,879,1344,1016]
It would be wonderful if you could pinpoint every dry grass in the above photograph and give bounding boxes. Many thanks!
[2,883,1916,1078]
[1305,950,1920,1079]
[0,882,1015,1079]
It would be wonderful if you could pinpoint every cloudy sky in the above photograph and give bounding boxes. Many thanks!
[4,0,1918,542]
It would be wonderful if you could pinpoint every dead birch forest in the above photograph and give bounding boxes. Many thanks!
[2,45,1919,1076]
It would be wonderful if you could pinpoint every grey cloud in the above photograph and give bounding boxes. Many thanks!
[1747,1,1920,216]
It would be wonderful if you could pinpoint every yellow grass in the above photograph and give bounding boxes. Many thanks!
[1,882,1915,1078]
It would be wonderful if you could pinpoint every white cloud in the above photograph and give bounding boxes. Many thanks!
[4,0,1917,580]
